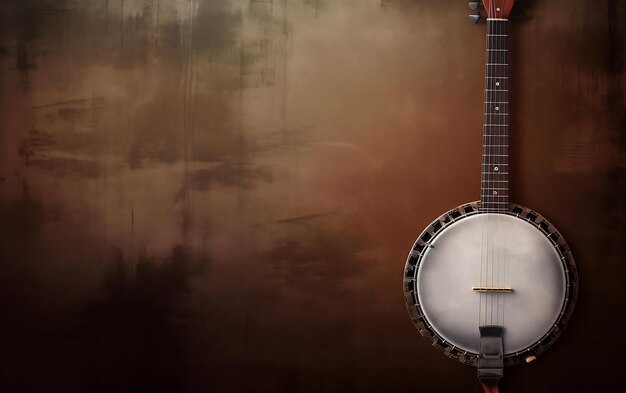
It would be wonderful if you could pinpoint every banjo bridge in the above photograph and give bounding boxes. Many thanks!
[472,287,513,293]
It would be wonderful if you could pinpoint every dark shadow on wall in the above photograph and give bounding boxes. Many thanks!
[76,245,206,393]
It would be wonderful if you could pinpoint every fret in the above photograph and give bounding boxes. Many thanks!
[484,124,508,127]
[485,86,509,94]
[486,65,508,75]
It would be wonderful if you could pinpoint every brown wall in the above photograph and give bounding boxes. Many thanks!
[0,1,624,392]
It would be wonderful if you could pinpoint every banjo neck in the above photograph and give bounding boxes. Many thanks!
[478,4,514,392]
[480,18,510,213]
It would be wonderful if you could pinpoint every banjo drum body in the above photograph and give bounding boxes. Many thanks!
[403,201,577,366]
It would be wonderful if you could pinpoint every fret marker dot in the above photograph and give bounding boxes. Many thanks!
[497,7,501,11]
[494,166,499,171]
[496,82,500,86]
[493,190,498,195]
[495,106,500,111]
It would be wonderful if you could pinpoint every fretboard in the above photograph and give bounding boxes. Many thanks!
[480,19,509,212]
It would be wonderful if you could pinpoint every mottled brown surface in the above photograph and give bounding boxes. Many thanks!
[0,1,624,392]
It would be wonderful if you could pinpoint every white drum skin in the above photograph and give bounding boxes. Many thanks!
[416,213,566,355]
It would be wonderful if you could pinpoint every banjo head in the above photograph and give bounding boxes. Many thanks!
[403,202,578,367]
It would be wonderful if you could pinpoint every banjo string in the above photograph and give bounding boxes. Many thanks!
[494,13,504,325]
[497,13,502,327]
[485,0,492,327]
[480,0,490,328]
[494,9,504,325]
[487,1,498,325]
[502,12,508,329]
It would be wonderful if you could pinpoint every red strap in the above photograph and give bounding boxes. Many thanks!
[480,378,500,393]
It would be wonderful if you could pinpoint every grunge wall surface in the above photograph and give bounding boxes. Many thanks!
[0,1,624,392]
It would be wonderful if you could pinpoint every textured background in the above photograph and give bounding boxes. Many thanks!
[0,1,624,392]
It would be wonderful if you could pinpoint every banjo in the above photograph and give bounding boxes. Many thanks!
[402,1,578,392]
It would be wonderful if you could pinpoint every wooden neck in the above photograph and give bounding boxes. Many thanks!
[480,19,509,212]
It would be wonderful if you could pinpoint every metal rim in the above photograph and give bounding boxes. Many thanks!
[402,201,578,367]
